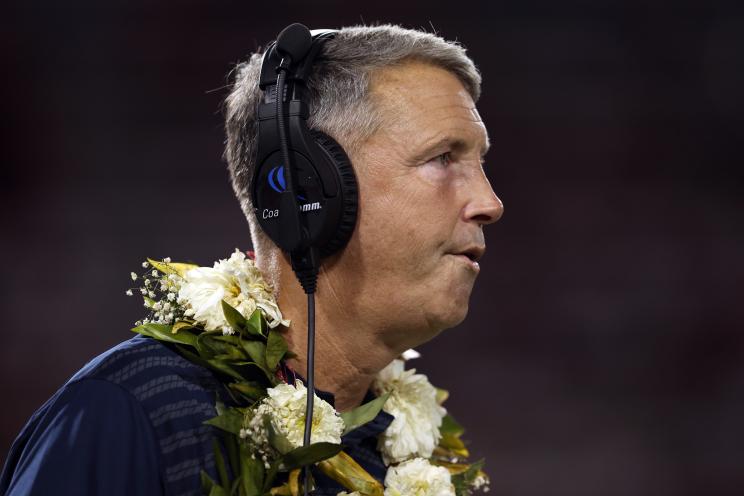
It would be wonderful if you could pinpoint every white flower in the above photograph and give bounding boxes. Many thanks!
[244,379,343,455]
[163,257,171,263]
[373,359,446,465]
[383,458,455,496]
[472,473,490,492]
[130,272,138,281]
[151,270,158,277]
[125,289,133,296]
[142,261,149,268]
[178,249,289,335]
[401,348,421,361]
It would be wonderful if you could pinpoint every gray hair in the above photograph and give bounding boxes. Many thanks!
[223,24,482,254]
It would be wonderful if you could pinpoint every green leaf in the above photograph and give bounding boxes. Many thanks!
[440,413,465,437]
[228,382,265,401]
[245,309,265,337]
[225,435,241,485]
[213,438,230,491]
[201,470,217,494]
[279,442,344,471]
[239,442,264,496]
[265,329,288,371]
[230,477,241,496]
[205,359,246,381]
[196,333,246,361]
[452,459,485,495]
[340,392,391,436]
[132,323,197,347]
[221,300,247,333]
[208,485,228,496]
[195,332,219,359]
[174,344,216,371]
[204,408,244,436]
[241,340,268,370]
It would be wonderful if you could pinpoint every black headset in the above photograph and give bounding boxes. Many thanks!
[251,23,358,294]
[250,23,358,494]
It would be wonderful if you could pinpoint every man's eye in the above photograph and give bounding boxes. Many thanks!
[435,152,452,167]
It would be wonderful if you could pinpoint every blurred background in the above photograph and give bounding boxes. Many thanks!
[2,1,743,495]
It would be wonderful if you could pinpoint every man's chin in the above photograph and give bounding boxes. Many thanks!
[446,302,470,328]
[424,298,471,336]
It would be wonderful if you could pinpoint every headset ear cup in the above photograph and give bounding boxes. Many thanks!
[309,130,359,258]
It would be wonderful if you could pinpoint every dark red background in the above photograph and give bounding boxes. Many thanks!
[2,1,743,495]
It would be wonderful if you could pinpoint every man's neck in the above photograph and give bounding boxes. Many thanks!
[257,251,402,413]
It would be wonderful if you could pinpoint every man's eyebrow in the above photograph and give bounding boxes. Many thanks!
[412,135,491,162]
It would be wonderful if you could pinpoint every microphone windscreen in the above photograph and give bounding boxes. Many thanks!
[276,23,313,63]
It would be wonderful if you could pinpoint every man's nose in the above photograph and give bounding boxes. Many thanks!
[463,171,504,225]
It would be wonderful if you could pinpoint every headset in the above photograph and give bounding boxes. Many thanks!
[252,23,358,292]
[251,23,359,494]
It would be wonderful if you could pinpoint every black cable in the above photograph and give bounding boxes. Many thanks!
[275,60,317,496]
[303,292,315,495]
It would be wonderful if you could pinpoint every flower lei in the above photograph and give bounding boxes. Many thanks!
[126,249,490,496]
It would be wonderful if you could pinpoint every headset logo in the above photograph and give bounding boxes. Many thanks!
[268,165,287,193]
[263,166,322,219]
[300,202,321,212]
[267,165,311,201]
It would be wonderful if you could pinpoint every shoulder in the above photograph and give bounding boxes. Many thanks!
[2,335,228,496]
[77,335,229,492]
[1,378,163,495]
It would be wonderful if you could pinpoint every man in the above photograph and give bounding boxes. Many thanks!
[1,24,502,495]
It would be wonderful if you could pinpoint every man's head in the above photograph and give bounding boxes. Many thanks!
[224,25,502,349]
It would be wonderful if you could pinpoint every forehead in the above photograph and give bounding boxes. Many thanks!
[368,60,489,157]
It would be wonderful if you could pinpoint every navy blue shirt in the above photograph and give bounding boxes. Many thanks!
[1,335,394,496]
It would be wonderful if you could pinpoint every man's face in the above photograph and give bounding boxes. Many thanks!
[327,60,503,349]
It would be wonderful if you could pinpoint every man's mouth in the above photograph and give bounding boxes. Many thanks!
[447,246,485,271]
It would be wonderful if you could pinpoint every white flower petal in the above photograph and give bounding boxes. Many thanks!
[177,249,288,334]
[373,359,446,465]
[244,380,344,457]
[384,458,455,496]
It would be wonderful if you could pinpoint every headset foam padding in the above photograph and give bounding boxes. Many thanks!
[309,129,359,258]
